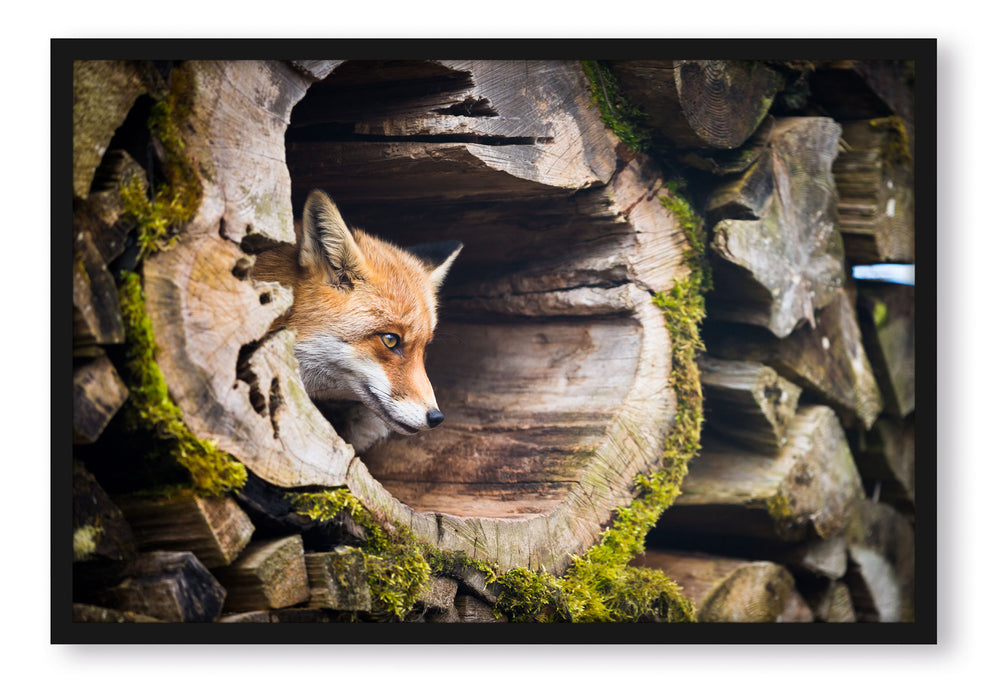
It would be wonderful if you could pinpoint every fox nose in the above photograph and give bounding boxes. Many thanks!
[426,409,444,428]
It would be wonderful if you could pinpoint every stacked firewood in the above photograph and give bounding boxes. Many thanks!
[632,60,916,622]
[70,59,915,624]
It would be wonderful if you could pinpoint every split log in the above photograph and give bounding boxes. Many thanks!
[99,59,699,575]
[608,60,782,150]
[73,229,125,349]
[633,550,795,623]
[783,536,848,581]
[850,416,915,506]
[804,580,858,622]
[409,576,460,623]
[73,461,137,562]
[844,544,902,622]
[72,604,162,623]
[116,491,255,568]
[219,609,336,623]
[699,355,801,452]
[779,589,815,622]
[810,60,916,138]
[76,149,147,265]
[844,499,915,621]
[73,354,129,445]
[306,547,373,611]
[659,406,865,542]
[454,594,503,623]
[214,535,309,611]
[833,119,914,263]
[74,551,226,622]
[705,288,884,429]
[706,117,846,338]
[856,282,915,417]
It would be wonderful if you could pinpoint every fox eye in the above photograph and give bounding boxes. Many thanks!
[380,333,401,349]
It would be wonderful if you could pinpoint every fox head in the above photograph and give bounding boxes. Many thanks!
[282,190,461,437]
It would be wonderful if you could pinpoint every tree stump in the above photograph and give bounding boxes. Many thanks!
[82,59,696,577]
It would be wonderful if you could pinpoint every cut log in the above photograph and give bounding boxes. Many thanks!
[608,60,782,150]
[856,282,915,417]
[73,461,137,562]
[73,228,125,348]
[305,548,373,611]
[850,416,915,506]
[72,60,161,198]
[116,491,255,568]
[73,354,130,445]
[804,580,858,622]
[72,603,162,623]
[699,355,801,452]
[633,550,795,623]
[74,551,226,622]
[410,576,459,622]
[214,535,309,611]
[455,594,503,623]
[844,544,902,622]
[833,119,914,263]
[779,589,815,622]
[844,498,915,621]
[783,536,848,580]
[706,117,846,338]
[705,288,884,429]
[113,59,698,575]
[658,405,865,542]
[76,148,147,265]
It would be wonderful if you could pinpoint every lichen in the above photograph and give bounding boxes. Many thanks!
[73,524,103,561]
[117,270,247,496]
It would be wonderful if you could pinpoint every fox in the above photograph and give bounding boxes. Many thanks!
[252,189,462,453]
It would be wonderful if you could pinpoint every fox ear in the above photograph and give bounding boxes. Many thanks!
[407,240,463,292]
[300,190,366,287]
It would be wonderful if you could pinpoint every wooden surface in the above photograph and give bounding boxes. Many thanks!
[133,60,693,575]
[660,406,865,542]
[707,117,845,338]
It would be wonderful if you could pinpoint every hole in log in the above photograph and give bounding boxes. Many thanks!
[281,60,656,521]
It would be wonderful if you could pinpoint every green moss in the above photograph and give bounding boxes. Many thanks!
[581,61,656,154]
[120,63,203,260]
[872,299,889,328]
[117,271,247,496]
[291,490,431,619]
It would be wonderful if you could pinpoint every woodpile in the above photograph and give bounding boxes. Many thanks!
[69,57,915,626]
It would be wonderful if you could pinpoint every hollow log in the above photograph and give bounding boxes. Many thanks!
[633,549,795,623]
[608,60,782,150]
[658,406,865,543]
[706,117,846,338]
[76,59,698,577]
[705,288,883,430]
[698,354,801,452]
[833,119,914,263]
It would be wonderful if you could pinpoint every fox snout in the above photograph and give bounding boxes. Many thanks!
[426,409,444,428]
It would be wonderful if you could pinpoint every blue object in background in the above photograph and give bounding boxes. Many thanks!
[851,264,915,286]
